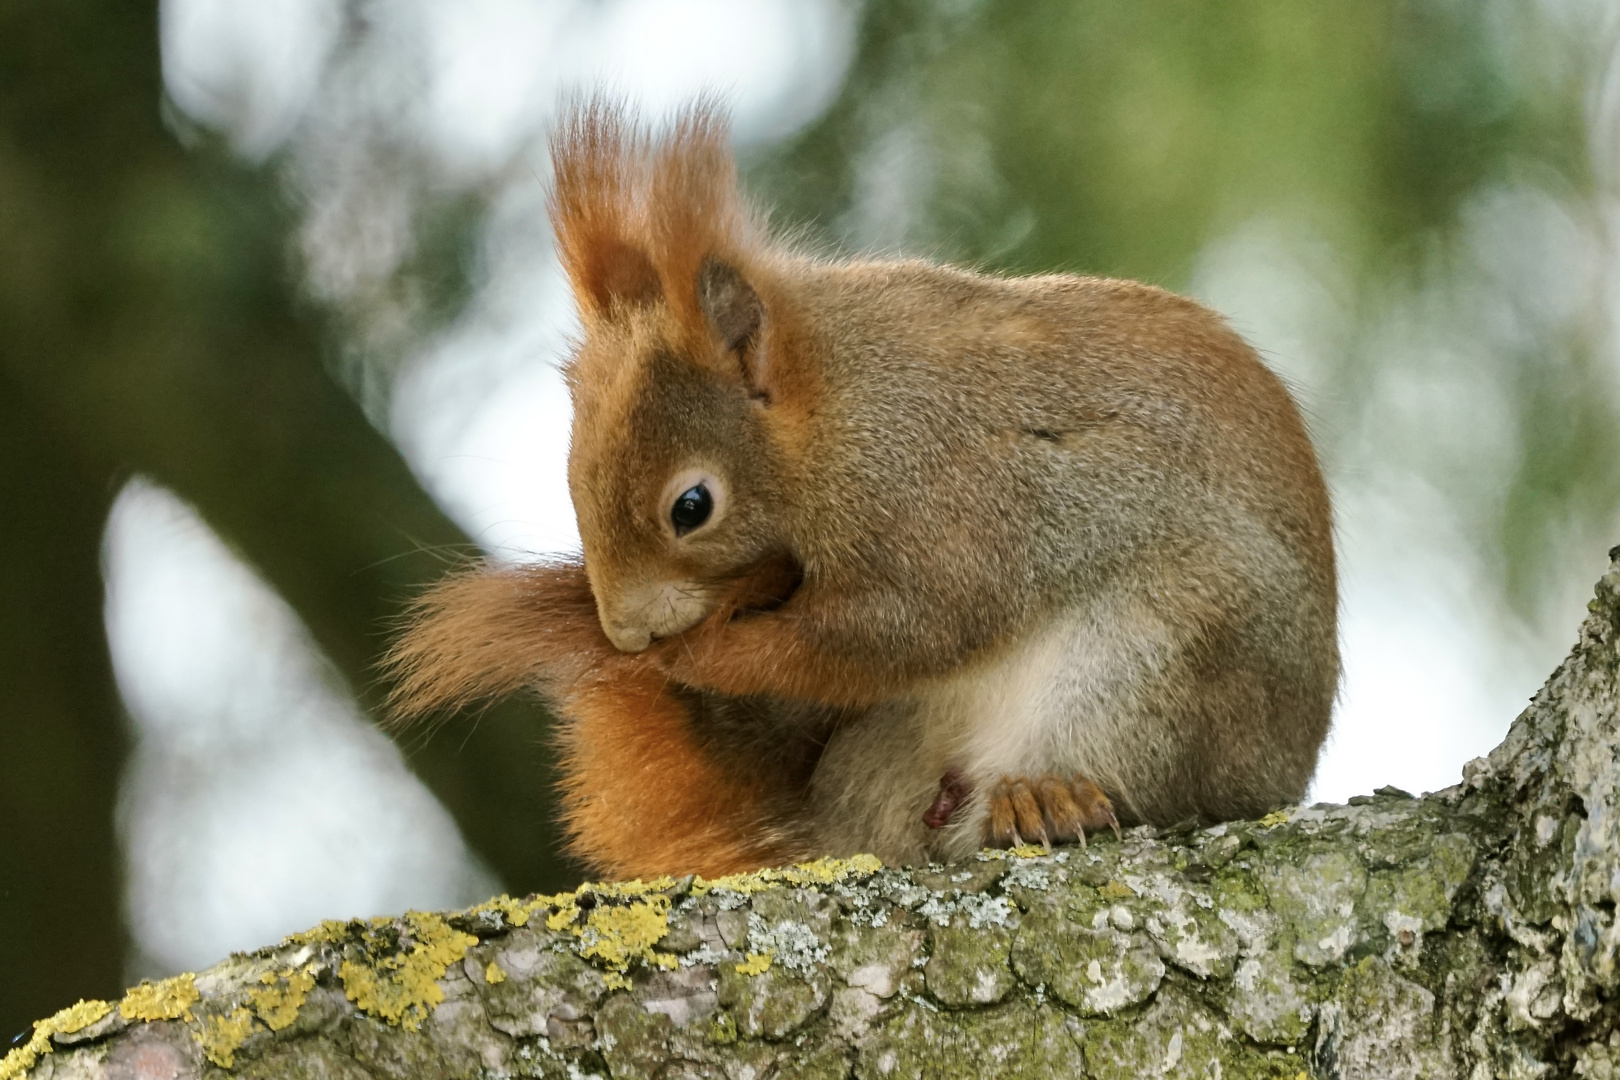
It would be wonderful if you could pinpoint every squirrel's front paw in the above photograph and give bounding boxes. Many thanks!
[986,774,1119,850]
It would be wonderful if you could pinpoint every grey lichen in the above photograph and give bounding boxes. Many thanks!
[21,553,1620,1078]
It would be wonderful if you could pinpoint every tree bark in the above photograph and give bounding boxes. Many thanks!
[15,557,1620,1078]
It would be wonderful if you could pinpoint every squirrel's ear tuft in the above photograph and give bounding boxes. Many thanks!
[549,97,663,317]
[551,95,762,334]
[594,239,662,310]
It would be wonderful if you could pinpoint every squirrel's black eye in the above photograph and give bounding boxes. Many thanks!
[671,484,713,535]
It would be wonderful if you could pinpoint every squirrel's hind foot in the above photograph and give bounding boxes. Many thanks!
[986,774,1119,850]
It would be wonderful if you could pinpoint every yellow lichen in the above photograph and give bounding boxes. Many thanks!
[691,854,882,896]
[977,846,1047,861]
[483,961,507,985]
[546,899,580,933]
[248,966,316,1031]
[195,1006,255,1068]
[735,953,773,976]
[338,911,479,1031]
[466,892,559,929]
[459,859,879,991]
[1259,809,1293,828]
[0,1028,49,1080]
[282,918,361,949]
[544,877,678,933]
[0,999,113,1080]
[523,877,691,984]
[46,999,111,1036]
[575,895,677,974]
[119,972,200,1022]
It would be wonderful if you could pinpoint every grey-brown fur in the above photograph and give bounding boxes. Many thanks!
[697,257,1339,864]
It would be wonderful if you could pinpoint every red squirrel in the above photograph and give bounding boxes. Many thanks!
[387,99,1339,881]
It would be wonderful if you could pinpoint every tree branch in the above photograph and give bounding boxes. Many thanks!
[15,555,1620,1077]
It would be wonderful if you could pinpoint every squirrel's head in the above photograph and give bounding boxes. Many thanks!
[551,98,807,653]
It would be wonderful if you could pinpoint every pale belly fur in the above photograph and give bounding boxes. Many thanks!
[807,585,1175,867]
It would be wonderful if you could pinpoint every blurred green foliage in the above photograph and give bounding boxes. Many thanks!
[763,1,1586,275]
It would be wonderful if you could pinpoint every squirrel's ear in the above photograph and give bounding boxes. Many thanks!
[698,256,767,398]
[578,239,662,315]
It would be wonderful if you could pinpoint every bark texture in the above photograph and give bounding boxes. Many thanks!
[15,552,1620,1079]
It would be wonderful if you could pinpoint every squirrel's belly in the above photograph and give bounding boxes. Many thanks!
[914,601,1159,860]
[809,596,1166,865]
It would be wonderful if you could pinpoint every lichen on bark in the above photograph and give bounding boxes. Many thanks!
[16,552,1620,1079]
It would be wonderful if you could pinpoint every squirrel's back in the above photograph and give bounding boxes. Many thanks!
[743,257,1338,860]
[764,255,1335,677]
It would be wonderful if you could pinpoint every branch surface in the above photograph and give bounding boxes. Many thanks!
[15,553,1620,1079]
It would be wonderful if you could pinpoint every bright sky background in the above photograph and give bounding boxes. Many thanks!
[110,0,1613,977]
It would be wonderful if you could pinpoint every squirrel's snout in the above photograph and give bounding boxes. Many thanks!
[604,622,653,653]
[598,578,713,654]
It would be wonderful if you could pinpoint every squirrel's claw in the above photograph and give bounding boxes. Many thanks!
[986,773,1117,851]
[986,777,1048,849]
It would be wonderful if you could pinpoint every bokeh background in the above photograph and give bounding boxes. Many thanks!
[6,0,1620,1041]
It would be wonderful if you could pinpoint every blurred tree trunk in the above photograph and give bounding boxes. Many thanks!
[0,0,575,1039]
[16,554,1620,1079]
[0,378,129,1055]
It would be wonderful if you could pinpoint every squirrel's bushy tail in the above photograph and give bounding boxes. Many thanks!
[382,560,604,723]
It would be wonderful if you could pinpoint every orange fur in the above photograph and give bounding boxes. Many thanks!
[553,660,808,879]
[386,559,805,878]
[549,101,653,316]
[550,96,758,360]
[385,561,602,718]
[650,601,902,706]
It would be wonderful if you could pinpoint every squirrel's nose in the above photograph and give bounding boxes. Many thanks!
[596,578,712,652]
[604,622,653,654]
